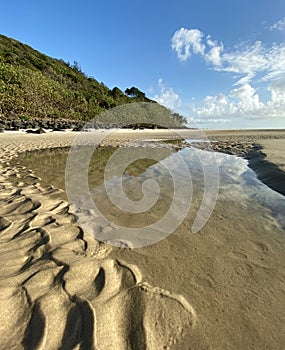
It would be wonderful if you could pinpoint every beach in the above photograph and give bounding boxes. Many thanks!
[0,129,284,349]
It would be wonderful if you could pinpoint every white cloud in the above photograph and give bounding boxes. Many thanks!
[205,45,223,66]
[230,83,264,111]
[269,75,285,102]
[270,17,285,31]
[218,41,267,84]
[171,27,285,123]
[153,79,182,110]
[190,82,285,122]
[171,28,205,61]
[171,28,285,86]
[220,41,285,85]
[205,36,224,66]
[195,118,230,124]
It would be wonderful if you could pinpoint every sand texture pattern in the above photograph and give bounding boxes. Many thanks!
[0,133,196,350]
[0,130,284,350]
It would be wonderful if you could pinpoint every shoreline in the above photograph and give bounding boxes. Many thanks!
[189,130,285,196]
[1,128,285,196]
[246,146,285,196]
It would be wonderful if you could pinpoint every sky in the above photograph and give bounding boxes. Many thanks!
[0,0,285,129]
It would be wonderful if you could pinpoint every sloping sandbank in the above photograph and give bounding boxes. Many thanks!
[201,129,285,195]
[258,138,285,173]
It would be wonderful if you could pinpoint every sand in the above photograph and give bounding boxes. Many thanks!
[258,138,285,172]
[205,129,285,160]
[0,129,284,349]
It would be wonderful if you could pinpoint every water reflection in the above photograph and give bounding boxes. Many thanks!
[13,144,285,233]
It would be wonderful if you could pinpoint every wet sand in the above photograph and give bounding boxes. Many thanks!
[203,130,285,196]
[0,129,284,349]
[258,138,285,172]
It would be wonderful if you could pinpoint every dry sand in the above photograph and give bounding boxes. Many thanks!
[0,129,284,349]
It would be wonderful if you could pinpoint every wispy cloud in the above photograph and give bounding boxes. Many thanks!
[153,78,182,110]
[171,28,285,86]
[205,36,224,66]
[171,28,224,66]
[219,41,285,85]
[171,28,205,61]
[171,27,285,122]
[270,17,285,31]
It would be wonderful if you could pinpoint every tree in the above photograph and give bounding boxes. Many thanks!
[72,61,82,73]
[111,87,124,99]
[125,86,146,99]
[171,112,187,126]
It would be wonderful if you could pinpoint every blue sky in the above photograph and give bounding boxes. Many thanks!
[1,0,285,129]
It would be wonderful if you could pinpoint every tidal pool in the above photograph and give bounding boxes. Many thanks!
[13,142,285,242]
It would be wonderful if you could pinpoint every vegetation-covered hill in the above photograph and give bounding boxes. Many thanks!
[0,34,187,127]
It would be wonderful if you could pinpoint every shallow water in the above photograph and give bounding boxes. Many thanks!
[13,143,285,245]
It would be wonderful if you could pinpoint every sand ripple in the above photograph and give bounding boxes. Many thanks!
[0,135,196,349]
